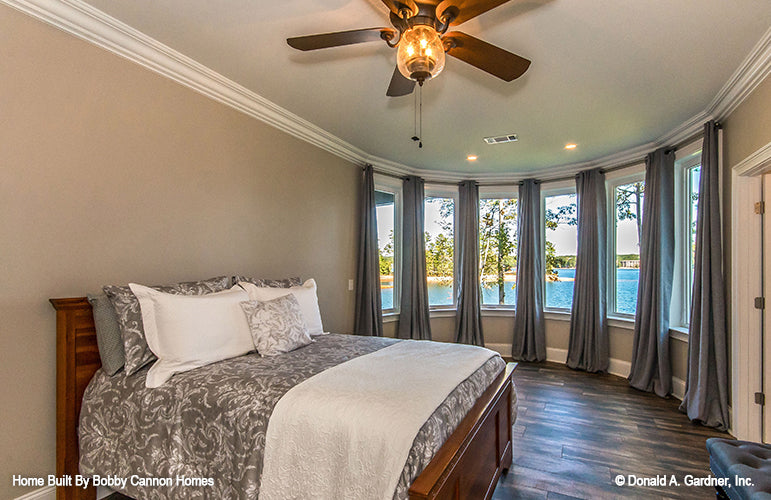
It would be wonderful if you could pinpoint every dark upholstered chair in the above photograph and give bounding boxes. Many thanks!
[707,438,771,499]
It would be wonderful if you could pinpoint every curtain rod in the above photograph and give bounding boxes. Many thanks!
[367,127,711,186]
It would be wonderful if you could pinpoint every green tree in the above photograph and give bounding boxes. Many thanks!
[479,199,518,304]
[544,195,577,277]
[379,229,394,276]
[616,181,645,245]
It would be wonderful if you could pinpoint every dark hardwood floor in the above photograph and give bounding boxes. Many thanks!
[493,362,730,500]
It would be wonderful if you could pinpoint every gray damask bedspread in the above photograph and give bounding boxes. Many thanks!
[79,334,511,499]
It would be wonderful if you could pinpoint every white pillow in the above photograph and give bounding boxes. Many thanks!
[129,284,255,388]
[239,279,325,336]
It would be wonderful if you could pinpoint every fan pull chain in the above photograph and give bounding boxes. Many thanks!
[411,84,424,148]
[419,85,423,149]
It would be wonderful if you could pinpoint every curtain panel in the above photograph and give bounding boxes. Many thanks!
[353,165,384,336]
[628,148,675,396]
[679,121,729,430]
[398,176,432,340]
[455,181,484,345]
[567,168,609,372]
[512,179,546,361]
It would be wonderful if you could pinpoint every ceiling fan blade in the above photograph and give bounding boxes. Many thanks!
[287,28,396,51]
[437,0,512,26]
[444,31,530,81]
[386,67,416,97]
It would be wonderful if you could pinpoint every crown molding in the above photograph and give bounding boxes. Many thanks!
[734,141,771,177]
[3,0,770,183]
[1,0,372,167]
[709,25,771,120]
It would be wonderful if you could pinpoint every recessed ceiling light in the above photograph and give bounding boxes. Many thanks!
[467,155,478,161]
[565,143,578,150]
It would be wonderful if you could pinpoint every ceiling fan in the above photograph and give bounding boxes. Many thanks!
[287,0,531,97]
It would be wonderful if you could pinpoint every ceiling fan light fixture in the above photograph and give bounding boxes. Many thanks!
[397,26,445,84]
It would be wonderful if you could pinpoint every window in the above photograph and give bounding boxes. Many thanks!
[608,175,645,316]
[374,174,402,313]
[543,191,578,310]
[424,192,456,308]
[686,165,701,310]
[671,141,703,328]
[376,190,396,311]
[479,198,518,306]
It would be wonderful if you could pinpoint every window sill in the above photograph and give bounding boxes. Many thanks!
[544,310,571,321]
[669,326,689,343]
[607,315,635,331]
[481,308,516,317]
[429,309,457,318]
[382,312,399,323]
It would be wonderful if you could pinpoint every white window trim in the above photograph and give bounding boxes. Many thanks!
[606,163,645,320]
[424,184,459,311]
[374,173,403,315]
[672,139,703,329]
[542,180,577,313]
[479,186,519,310]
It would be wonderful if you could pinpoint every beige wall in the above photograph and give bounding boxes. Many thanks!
[721,73,771,402]
[0,6,359,498]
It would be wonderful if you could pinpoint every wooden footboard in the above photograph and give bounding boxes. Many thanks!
[408,362,515,500]
[52,297,514,500]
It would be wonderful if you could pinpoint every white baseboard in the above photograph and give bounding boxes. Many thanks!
[608,357,632,379]
[546,347,568,364]
[14,486,54,500]
[672,376,686,401]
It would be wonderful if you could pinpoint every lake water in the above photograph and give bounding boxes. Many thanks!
[381,268,640,314]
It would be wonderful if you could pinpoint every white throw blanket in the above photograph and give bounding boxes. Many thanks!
[259,340,497,500]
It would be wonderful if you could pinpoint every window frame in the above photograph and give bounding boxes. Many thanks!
[671,140,703,329]
[478,186,519,310]
[424,184,459,311]
[542,180,578,313]
[605,164,646,320]
[374,173,403,315]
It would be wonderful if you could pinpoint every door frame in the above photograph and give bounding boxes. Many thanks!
[731,141,771,440]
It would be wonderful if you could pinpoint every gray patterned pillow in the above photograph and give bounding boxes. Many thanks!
[240,295,313,357]
[103,276,230,375]
[233,276,302,288]
[87,294,125,376]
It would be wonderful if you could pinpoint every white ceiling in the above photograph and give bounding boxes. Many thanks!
[82,0,771,175]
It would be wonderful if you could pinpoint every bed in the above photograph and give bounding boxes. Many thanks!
[51,296,516,500]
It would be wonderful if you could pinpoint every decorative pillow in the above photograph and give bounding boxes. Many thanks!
[129,284,255,388]
[240,295,313,357]
[233,276,302,288]
[239,279,325,336]
[87,294,125,376]
[103,276,230,375]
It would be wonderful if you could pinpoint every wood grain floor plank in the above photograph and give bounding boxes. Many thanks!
[494,362,729,499]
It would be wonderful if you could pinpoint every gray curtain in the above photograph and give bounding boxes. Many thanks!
[628,148,675,396]
[679,121,729,430]
[567,169,608,372]
[455,181,484,345]
[398,176,432,340]
[353,165,383,336]
[512,179,546,361]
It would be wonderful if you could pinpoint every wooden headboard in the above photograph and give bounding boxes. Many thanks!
[50,297,100,500]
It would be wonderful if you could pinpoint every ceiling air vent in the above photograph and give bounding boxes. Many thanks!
[484,134,518,145]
